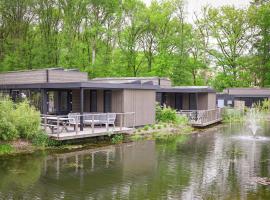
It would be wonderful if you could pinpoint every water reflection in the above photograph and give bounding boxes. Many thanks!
[1,124,270,199]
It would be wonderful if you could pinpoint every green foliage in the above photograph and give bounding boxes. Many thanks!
[111,134,124,144]
[0,98,41,141]
[0,144,14,155]
[12,101,41,139]
[222,108,245,123]
[156,104,188,125]
[31,132,61,148]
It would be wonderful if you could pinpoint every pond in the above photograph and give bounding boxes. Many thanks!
[1,123,270,200]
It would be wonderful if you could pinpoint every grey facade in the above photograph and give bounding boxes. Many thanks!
[217,88,270,108]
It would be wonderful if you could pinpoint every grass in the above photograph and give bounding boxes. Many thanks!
[0,144,14,155]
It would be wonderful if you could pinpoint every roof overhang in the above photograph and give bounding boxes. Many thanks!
[0,82,158,90]
[157,87,216,93]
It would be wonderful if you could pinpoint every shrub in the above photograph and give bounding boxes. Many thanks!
[222,108,245,122]
[156,104,188,125]
[143,125,150,131]
[111,134,124,144]
[32,132,62,147]
[0,144,14,155]
[0,98,41,141]
[0,118,18,141]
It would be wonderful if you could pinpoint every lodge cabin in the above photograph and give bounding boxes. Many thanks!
[0,68,221,140]
[217,88,270,108]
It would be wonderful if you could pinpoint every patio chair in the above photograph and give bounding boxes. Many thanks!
[68,113,80,130]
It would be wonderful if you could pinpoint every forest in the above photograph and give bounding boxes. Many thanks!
[0,0,269,91]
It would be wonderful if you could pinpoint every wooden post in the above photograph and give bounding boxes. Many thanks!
[106,113,109,132]
[57,116,60,138]
[92,115,94,134]
[75,117,78,135]
[133,112,135,128]
[80,88,84,131]
[44,115,47,131]
[120,114,123,131]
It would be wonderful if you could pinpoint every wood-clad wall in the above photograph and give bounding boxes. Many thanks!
[71,89,80,112]
[123,89,156,126]
[0,69,88,85]
[207,93,216,110]
[97,90,104,112]
[0,70,47,84]
[48,70,88,83]
[198,93,208,110]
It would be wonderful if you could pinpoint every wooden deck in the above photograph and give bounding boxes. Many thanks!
[178,108,223,127]
[47,126,134,141]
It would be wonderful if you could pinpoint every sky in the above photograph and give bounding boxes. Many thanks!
[143,0,251,22]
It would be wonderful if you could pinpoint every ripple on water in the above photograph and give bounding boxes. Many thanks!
[231,135,270,142]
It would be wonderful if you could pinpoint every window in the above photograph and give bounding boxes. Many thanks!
[104,90,112,113]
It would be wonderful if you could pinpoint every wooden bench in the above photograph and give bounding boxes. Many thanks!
[41,123,58,134]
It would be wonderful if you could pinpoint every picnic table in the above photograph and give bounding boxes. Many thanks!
[42,116,72,134]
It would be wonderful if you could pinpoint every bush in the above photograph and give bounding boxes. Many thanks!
[0,144,14,155]
[222,108,245,122]
[156,104,188,125]
[0,98,41,141]
[12,101,41,139]
[111,134,124,144]
[0,118,18,141]
[31,131,62,147]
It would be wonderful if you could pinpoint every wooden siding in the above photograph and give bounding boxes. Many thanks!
[112,90,123,113]
[71,89,80,112]
[226,88,270,96]
[0,70,47,84]
[0,69,88,85]
[48,70,88,83]
[198,93,208,110]
[123,89,156,126]
[207,93,216,109]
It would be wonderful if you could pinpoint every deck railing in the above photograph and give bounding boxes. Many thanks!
[177,108,223,127]
[41,112,135,138]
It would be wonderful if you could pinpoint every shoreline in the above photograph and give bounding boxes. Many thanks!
[0,122,223,157]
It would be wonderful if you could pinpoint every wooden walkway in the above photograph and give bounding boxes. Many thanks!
[47,126,134,141]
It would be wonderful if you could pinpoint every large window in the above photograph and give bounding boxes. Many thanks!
[104,90,112,113]
[48,91,71,114]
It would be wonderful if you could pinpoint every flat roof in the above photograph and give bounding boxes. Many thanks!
[157,86,216,93]
[0,81,158,90]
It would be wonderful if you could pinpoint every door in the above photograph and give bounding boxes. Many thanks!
[104,90,112,113]
[175,93,183,111]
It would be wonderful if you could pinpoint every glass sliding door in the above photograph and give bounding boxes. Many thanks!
[47,90,72,115]
[104,90,112,113]
[175,93,183,111]
[189,93,197,110]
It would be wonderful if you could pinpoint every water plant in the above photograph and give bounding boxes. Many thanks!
[111,134,124,144]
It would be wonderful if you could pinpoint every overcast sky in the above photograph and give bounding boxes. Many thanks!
[143,0,251,22]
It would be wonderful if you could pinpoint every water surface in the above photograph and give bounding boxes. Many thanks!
[1,123,270,199]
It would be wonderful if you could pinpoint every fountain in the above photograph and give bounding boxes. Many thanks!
[247,108,259,137]
[232,107,270,141]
